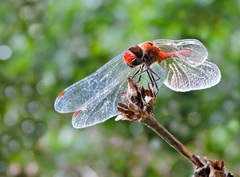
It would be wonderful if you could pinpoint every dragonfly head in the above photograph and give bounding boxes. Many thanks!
[124,45,143,67]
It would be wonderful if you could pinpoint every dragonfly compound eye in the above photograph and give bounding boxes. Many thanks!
[124,50,143,67]
[128,45,143,58]
[124,45,144,67]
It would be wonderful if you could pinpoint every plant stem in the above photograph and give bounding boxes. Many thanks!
[140,114,197,166]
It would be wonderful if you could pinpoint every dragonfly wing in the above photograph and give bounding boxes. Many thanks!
[152,39,208,66]
[161,59,221,92]
[54,53,133,113]
[72,66,138,128]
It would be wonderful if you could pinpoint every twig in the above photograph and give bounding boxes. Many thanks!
[140,113,197,165]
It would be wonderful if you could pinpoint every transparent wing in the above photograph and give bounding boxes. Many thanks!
[71,65,134,129]
[54,53,132,113]
[161,59,221,92]
[72,62,166,129]
[152,39,208,66]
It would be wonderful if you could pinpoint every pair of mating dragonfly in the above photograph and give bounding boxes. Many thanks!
[54,39,221,129]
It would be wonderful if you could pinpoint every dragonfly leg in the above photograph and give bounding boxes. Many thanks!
[132,65,147,83]
[148,67,161,82]
[144,64,155,87]
[135,66,144,83]
[132,67,141,78]
[148,67,161,94]
[146,70,154,86]
[144,63,161,94]
[149,70,159,95]
[131,63,161,95]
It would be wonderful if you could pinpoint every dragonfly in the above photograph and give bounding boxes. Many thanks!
[54,39,221,129]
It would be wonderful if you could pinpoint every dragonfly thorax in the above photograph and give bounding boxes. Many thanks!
[124,42,160,68]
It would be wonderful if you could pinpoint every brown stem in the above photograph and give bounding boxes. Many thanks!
[140,113,197,166]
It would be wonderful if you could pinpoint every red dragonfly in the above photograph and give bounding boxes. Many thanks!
[54,39,221,129]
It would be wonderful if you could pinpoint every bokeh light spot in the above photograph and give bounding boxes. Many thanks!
[22,120,36,134]
[7,163,21,176]
[9,33,28,51]
[168,100,179,112]
[58,127,74,146]
[28,24,44,39]
[187,112,202,126]
[0,161,8,174]
[25,162,38,176]
[149,138,162,152]
[20,6,35,20]
[35,123,46,136]
[5,86,17,99]
[36,81,46,94]
[0,45,12,60]
[28,101,41,115]
[9,140,20,152]
[4,110,19,126]
[1,134,11,144]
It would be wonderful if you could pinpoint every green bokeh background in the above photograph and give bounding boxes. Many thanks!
[0,0,240,176]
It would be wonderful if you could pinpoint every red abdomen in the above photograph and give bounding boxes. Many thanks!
[158,50,192,62]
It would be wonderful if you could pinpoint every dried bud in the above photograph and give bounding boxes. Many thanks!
[193,156,234,177]
[116,77,156,122]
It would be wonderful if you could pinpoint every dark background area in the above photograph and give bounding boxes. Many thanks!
[0,0,240,176]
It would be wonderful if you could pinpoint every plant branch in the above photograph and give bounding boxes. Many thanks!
[140,113,197,165]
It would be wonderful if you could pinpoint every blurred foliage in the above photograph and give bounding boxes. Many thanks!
[0,0,240,176]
